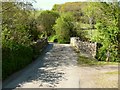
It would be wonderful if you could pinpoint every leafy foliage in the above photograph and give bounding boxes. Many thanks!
[53,13,74,43]
[87,2,119,62]
[52,2,87,22]
[36,10,59,37]
[2,2,42,80]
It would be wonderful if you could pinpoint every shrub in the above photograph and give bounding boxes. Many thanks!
[53,13,74,43]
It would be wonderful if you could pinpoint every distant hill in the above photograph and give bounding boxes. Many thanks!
[52,2,88,22]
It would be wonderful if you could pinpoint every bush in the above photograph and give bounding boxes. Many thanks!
[2,2,48,81]
[2,44,33,80]
[48,35,58,42]
[36,10,59,37]
[2,38,48,80]
[53,13,74,43]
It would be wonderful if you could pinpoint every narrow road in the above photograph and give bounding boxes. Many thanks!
[3,43,80,89]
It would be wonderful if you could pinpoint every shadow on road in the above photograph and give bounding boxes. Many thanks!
[3,43,72,88]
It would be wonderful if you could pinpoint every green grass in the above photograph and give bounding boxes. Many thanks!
[78,55,118,66]
[105,71,120,75]
[48,35,58,42]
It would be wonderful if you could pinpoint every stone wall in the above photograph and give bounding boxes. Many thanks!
[70,37,97,58]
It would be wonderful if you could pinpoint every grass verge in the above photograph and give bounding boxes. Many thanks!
[105,71,120,75]
[78,55,118,66]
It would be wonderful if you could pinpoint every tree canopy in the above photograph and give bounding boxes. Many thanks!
[36,10,59,37]
[53,13,74,43]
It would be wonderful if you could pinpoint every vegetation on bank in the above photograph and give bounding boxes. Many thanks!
[73,47,118,66]
[77,55,118,66]
[105,71,120,75]
[2,2,47,80]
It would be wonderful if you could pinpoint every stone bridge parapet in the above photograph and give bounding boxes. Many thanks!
[70,37,97,58]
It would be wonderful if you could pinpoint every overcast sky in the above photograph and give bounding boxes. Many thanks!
[32,0,87,10]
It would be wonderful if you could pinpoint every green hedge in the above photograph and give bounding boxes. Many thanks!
[2,39,48,81]
[2,45,33,80]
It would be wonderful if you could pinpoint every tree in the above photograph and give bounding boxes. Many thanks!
[91,2,119,62]
[2,2,31,46]
[53,13,74,43]
[2,1,39,80]
[36,10,59,37]
[52,4,62,12]
[52,2,87,22]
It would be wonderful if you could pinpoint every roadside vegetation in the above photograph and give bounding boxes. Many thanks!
[105,71,120,75]
[2,1,46,80]
[77,55,118,66]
